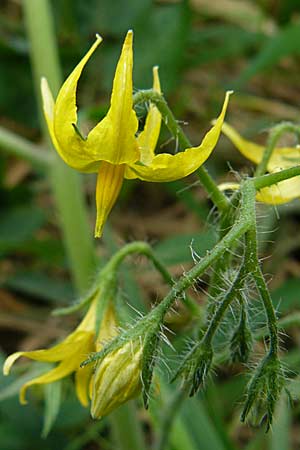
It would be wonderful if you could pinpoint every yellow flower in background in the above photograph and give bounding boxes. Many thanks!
[3,300,118,408]
[91,339,143,419]
[221,122,300,204]
[41,29,231,237]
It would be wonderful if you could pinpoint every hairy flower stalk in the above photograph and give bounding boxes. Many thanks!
[41,30,231,237]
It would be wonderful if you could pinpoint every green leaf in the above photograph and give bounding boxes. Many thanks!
[180,395,235,450]
[271,278,300,313]
[42,381,62,438]
[154,230,217,266]
[0,365,45,402]
[235,22,300,87]
[4,270,74,304]
[187,25,264,66]
[269,394,291,450]
[0,205,45,254]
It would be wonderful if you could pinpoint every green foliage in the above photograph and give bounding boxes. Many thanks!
[2,1,300,449]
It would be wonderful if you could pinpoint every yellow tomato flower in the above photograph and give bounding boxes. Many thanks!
[91,339,143,419]
[41,30,231,237]
[3,300,118,408]
[222,122,300,204]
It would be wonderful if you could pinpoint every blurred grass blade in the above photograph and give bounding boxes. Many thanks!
[270,394,291,450]
[235,22,300,87]
[42,380,62,438]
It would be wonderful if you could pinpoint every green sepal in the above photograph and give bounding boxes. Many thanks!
[230,302,253,363]
[172,342,213,396]
[141,328,160,409]
[241,353,285,431]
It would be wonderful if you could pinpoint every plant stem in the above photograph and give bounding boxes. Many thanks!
[102,241,201,315]
[133,89,229,213]
[203,263,247,346]
[246,227,279,356]
[155,181,256,318]
[0,126,52,169]
[23,0,95,294]
[254,164,300,190]
[23,3,145,449]
[255,122,300,177]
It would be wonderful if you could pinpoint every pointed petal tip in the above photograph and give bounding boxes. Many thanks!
[3,352,23,376]
[124,29,133,45]
[94,223,104,238]
[20,386,28,405]
[95,33,102,42]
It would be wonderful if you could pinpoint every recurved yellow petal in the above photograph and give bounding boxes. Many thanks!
[95,162,125,237]
[138,66,162,165]
[218,178,300,204]
[3,330,92,376]
[221,122,300,172]
[256,177,300,204]
[41,77,62,157]
[87,30,139,165]
[53,34,103,172]
[125,91,232,182]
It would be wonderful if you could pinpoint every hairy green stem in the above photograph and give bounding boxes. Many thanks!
[203,263,247,347]
[155,181,256,318]
[133,89,229,213]
[255,122,300,177]
[246,227,279,356]
[23,0,95,293]
[104,241,201,315]
[81,183,256,369]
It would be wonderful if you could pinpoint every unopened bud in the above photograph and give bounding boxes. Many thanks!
[91,340,143,419]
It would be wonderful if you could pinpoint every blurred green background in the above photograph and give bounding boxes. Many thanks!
[1,0,300,449]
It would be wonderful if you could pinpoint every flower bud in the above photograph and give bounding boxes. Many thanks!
[241,354,284,431]
[173,343,213,396]
[91,340,143,419]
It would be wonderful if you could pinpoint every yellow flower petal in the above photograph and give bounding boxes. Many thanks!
[137,66,162,165]
[3,331,92,376]
[75,365,94,407]
[53,34,103,172]
[41,78,62,155]
[97,305,119,350]
[95,162,125,237]
[256,178,300,204]
[86,30,139,165]
[125,91,232,182]
[218,182,240,192]
[19,336,94,405]
[221,122,300,172]
[218,178,300,204]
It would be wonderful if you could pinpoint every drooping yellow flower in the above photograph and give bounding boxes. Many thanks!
[221,122,300,204]
[41,30,231,237]
[3,300,118,407]
[91,339,143,419]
